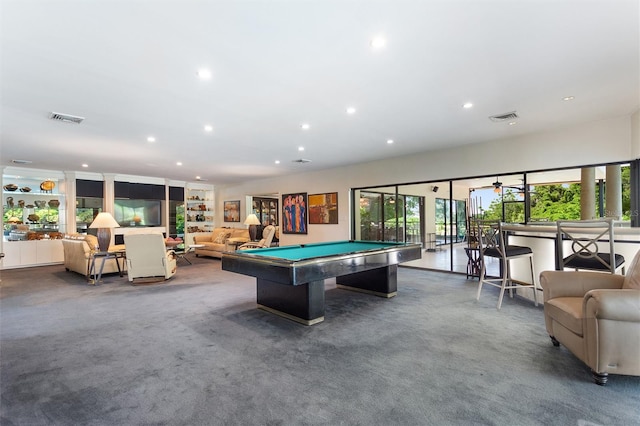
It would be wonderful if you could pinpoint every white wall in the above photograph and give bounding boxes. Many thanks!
[216,114,638,246]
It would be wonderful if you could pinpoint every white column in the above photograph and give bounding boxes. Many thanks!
[580,167,596,220]
[605,164,622,219]
[64,171,77,234]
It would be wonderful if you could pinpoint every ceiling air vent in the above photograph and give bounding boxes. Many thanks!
[11,159,32,165]
[489,111,518,122]
[292,159,312,163]
[49,111,85,124]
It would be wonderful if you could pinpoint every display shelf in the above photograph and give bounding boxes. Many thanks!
[184,188,214,245]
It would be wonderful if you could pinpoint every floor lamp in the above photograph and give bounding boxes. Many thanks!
[89,212,120,252]
[244,214,261,241]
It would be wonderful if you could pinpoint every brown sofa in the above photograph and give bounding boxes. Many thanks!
[61,234,126,278]
[193,227,250,259]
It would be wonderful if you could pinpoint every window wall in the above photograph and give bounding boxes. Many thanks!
[352,161,638,275]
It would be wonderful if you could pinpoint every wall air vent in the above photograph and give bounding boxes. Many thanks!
[489,111,518,122]
[292,159,312,163]
[48,111,85,124]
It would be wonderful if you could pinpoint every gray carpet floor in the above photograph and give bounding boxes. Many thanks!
[1,255,639,426]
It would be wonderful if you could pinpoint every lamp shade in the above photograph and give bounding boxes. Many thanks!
[89,212,120,229]
[244,214,261,226]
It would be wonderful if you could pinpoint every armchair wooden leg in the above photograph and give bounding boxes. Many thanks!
[592,371,608,386]
[550,336,560,347]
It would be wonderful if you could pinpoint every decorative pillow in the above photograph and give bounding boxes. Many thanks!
[85,234,99,250]
[213,231,231,244]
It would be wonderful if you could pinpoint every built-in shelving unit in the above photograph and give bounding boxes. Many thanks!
[184,187,214,245]
[2,174,66,269]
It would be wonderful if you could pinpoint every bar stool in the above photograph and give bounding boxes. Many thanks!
[476,220,538,310]
[557,218,625,274]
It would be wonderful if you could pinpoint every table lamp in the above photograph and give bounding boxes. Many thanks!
[89,212,120,252]
[244,213,261,241]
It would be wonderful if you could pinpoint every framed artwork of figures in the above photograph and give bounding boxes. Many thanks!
[281,193,307,234]
[308,192,338,224]
[223,200,240,222]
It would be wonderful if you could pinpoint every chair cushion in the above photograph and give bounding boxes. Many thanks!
[546,297,583,336]
[483,245,532,259]
[623,251,640,289]
[564,253,625,271]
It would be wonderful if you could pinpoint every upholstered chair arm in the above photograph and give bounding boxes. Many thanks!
[583,289,640,376]
[584,289,640,321]
[193,233,213,243]
[540,270,624,302]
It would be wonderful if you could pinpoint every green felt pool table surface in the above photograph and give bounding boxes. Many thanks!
[239,240,406,261]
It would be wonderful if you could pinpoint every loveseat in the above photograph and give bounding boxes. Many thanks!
[193,227,250,259]
[61,234,126,278]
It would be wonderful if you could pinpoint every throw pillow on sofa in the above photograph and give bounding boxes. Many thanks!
[213,231,231,244]
[85,234,99,251]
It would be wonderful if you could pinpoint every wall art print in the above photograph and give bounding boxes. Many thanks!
[281,193,307,234]
[223,200,240,222]
[308,192,338,224]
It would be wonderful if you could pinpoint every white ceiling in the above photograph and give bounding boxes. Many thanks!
[1,0,638,185]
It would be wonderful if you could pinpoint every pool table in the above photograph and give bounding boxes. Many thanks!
[221,240,422,325]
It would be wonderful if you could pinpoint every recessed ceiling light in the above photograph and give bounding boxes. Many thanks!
[387,139,394,144]
[204,125,213,132]
[508,121,517,126]
[81,163,88,168]
[195,176,201,180]
[197,69,212,80]
[176,162,183,166]
[346,107,356,115]
[301,123,310,130]
[147,136,156,143]
[298,146,305,151]
[562,96,575,101]
[370,35,387,49]
[275,160,280,164]
[463,102,473,109]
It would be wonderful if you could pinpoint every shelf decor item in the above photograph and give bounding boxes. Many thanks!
[89,212,120,252]
[20,187,31,192]
[3,184,18,191]
[40,180,55,193]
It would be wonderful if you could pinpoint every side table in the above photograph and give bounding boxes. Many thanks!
[88,249,126,285]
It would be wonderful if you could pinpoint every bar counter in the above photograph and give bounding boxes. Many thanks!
[501,223,640,290]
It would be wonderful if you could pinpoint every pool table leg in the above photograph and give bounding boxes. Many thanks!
[336,265,397,298]
[256,278,325,325]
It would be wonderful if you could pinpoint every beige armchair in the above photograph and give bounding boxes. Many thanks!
[238,225,276,250]
[124,233,177,283]
[540,249,640,385]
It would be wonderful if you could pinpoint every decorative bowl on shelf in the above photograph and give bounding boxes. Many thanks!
[48,199,60,208]
[40,180,55,192]
[34,200,47,208]
[28,214,40,222]
[20,187,31,192]
[3,184,18,191]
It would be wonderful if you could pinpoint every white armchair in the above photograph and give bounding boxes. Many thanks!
[124,233,177,283]
[239,225,276,250]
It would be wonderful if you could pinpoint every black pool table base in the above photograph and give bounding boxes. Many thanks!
[256,265,398,325]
